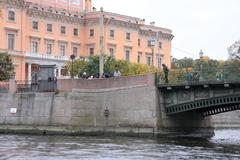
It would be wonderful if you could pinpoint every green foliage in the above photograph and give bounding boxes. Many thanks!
[65,59,88,77]
[64,55,156,77]
[171,57,194,69]
[0,53,14,81]
[168,56,240,84]
[172,57,223,70]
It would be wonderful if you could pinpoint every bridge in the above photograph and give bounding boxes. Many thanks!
[156,66,240,137]
[157,66,240,116]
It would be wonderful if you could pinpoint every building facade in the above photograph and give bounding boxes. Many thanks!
[0,0,173,80]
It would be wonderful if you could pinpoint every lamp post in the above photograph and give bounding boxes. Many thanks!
[70,54,75,79]
[99,7,104,78]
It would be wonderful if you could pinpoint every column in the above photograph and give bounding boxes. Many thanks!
[28,63,32,81]
[58,66,61,77]
[54,68,57,77]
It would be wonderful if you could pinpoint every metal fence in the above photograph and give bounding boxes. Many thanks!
[0,81,9,93]
[16,79,57,93]
[157,66,240,86]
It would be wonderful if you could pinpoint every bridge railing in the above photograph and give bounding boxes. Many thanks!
[157,66,240,85]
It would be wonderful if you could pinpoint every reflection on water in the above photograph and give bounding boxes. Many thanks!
[0,130,240,160]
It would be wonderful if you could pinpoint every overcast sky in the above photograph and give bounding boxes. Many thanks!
[93,0,240,60]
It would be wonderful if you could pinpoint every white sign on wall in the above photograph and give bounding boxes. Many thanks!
[10,108,17,114]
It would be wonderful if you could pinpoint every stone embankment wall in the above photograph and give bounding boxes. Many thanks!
[0,74,159,136]
[212,111,240,128]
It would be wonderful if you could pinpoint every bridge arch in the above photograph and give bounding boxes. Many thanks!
[166,94,240,117]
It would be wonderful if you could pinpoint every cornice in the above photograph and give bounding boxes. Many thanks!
[4,0,25,8]
[27,8,84,25]
[108,19,139,30]
[162,33,174,41]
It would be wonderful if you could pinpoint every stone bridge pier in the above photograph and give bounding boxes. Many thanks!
[157,82,240,138]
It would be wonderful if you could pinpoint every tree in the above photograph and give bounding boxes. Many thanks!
[64,55,156,78]
[228,40,240,60]
[171,57,194,69]
[0,53,14,81]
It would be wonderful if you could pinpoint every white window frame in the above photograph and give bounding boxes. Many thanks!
[32,21,38,30]
[73,28,79,36]
[61,25,66,34]
[7,33,15,50]
[126,32,131,40]
[60,44,66,56]
[7,8,15,22]
[109,48,114,57]
[46,42,53,55]
[31,41,38,54]
[146,55,152,66]
[72,46,78,57]
[157,55,162,68]
[47,23,53,32]
[137,52,142,63]
[109,29,114,38]
[125,49,131,61]
[89,29,94,37]
[89,47,94,56]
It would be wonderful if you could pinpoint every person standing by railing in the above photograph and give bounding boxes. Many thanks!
[162,64,169,84]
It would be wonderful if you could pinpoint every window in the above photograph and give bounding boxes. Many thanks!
[137,52,142,63]
[148,40,152,47]
[138,39,141,46]
[157,56,162,68]
[73,28,78,36]
[60,44,66,56]
[158,42,162,49]
[61,26,66,34]
[47,24,52,32]
[46,43,52,54]
[109,48,114,57]
[8,10,15,21]
[147,56,151,66]
[73,47,78,56]
[31,41,38,53]
[90,29,94,37]
[32,21,38,30]
[7,33,15,50]
[126,32,131,40]
[125,50,130,61]
[89,47,94,56]
[109,30,114,38]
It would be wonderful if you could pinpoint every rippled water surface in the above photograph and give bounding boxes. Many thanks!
[0,130,240,160]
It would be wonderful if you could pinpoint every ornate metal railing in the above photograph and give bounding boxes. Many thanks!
[16,79,57,93]
[157,66,240,86]
[0,81,9,93]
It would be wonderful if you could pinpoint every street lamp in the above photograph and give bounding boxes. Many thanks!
[70,54,76,79]
[99,7,104,78]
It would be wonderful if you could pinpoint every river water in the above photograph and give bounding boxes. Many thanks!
[0,130,240,160]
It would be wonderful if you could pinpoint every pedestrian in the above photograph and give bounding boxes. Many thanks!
[114,69,121,77]
[187,72,193,82]
[216,71,223,81]
[162,64,169,84]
